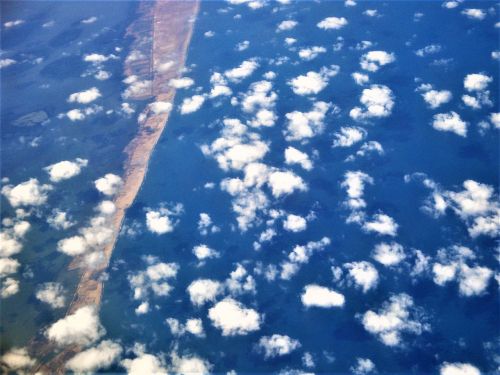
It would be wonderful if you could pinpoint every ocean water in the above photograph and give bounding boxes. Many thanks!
[1,0,499,373]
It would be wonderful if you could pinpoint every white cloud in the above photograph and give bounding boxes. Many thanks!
[277,20,297,32]
[46,305,105,346]
[4,20,25,28]
[351,358,376,374]
[361,293,429,346]
[283,214,307,232]
[81,16,97,24]
[344,261,379,292]
[66,340,122,373]
[1,278,19,298]
[284,101,331,141]
[241,80,278,127]
[489,112,500,129]
[169,77,194,89]
[44,158,88,182]
[36,282,66,309]
[180,95,205,115]
[225,263,256,296]
[301,284,345,308]
[288,66,339,95]
[422,90,452,109]
[362,213,398,236]
[149,101,172,115]
[461,9,486,20]
[364,9,379,17]
[372,242,405,266]
[197,213,219,235]
[360,51,395,72]
[442,1,459,9]
[170,353,211,375]
[193,244,220,260]
[332,126,366,147]
[209,72,232,98]
[317,17,348,30]
[350,85,394,120]
[2,178,52,207]
[281,237,331,280]
[95,173,123,196]
[284,147,312,170]
[464,73,492,92]
[208,298,262,336]
[440,362,481,375]
[187,279,223,306]
[341,171,373,210]
[415,44,442,57]
[0,258,20,279]
[432,111,467,137]
[352,72,370,86]
[267,170,307,198]
[68,87,101,104]
[0,58,16,69]
[83,53,118,64]
[121,351,167,375]
[225,59,259,82]
[1,347,35,372]
[129,259,179,303]
[298,46,327,61]
[65,105,103,121]
[257,334,301,359]
[235,40,250,51]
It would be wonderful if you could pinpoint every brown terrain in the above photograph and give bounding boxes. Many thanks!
[28,1,200,373]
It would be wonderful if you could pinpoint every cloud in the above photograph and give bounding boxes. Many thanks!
[187,279,223,306]
[4,19,25,28]
[65,105,103,121]
[362,213,398,236]
[415,44,442,57]
[0,58,16,69]
[209,72,232,98]
[81,16,98,24]
[0,258,20,279]
[241,80,277,127]
[66,340,122,373]
[267,170,307,198]
[170,353,211,375]
[44,158,88,182]
[351,358,376,374]
[283,214,307,232]
[197,213,220,235]
[68,87,101,104]
[1,278,19,298]
[464,73,491,92]
[317,17,348,30]
[83,53,118,64]
[225,263,256,296]
[350,85,394,120]
[128,259,179,302]
[277,20,297,32]
[46,305,105,346]
[149,101,172,115]
[94,173,123,196]
[361,293,429,346]
[169,77,194,89]
[344,261,379,292]
[372,242,406,266]
[121,351,167,375]
[225,59,259,82]
[288,66,339,95]
[352,72,370,86]
[341,171,373,210]
[432,111,467,137]
[1,178,52,207]
[208,298,262,336]
[284,147,313,170]
[332,126,366,148]
[180,95,205,115]
[301,284,345,308]
[360,51,395,72]
[1,347,35,372]
[281,237,331,280]
[421,90,452,109]
[298,46,327,61]
[166,318,205,338]
[193,244,220,260]
[461,8,486,20]
[440,362,480,375]
[36,282,66,309]
[284,101,331,141]
[146,205,183,235]
[257,335,301,359]
[364,9,379,17]
[235,40,250,51]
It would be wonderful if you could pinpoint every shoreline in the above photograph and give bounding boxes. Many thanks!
[30,1,200,372]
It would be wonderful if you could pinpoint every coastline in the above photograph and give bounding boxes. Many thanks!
[30,1,200,372]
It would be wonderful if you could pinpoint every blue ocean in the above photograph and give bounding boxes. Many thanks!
[1,1,499,374]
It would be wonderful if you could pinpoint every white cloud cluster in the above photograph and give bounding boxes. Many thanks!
[208,298,262,336]
[95,173,123,196]
[268,170,307,198]
[284,101,331,141]
[180,95,206,115]
[415,44,442,57]
[187,279,223,306]
[257,334,301,359]
[169,77,194,89]
[193,244,220,261]
[225,263,256,296]
[149,101,172,115]
[65,105,103,121]
[0,58,16,68]
[2,178,52,207]
[68,87,101,104]
[122,75,152,99]
[362,214,399,237]
[225,59,259,82]
[332,126,366,148]
[284,147,313,170]
[283,214,307,232]
[170,352,211,375]
[241,80,278,127]
[44,158,88,182]
[440,362,480,375]
[83,53,118,64]
[461,9,486,20]
[66,340,122,373]
[46,305,105,346]
[317,17,348,30]
[36,282,66,309]
[166,317,205,338]
[145,204,183,235]
[209,72,232,98]
[298,46,327,61]
[4,19,25,28]
[372,242,406,266]
[462,73,493,110]
[301,284,345,308]
[344,261,379,292]
[417,84,452,109]
[352,72,370,86]
[277,20,297,32]
[121,349,167,375]
[1,347,35,372]
[345,141,384,162]
[280,237,331,280]
[361,293,429,346]
[350,85,394,120]
[341,171,373,210]
[288,65,339,95]
[360,51,395,72]
[197,213,220,235]
[351,358,376,375]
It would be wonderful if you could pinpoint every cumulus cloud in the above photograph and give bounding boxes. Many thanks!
[352,72,370,86]
[372,242,406,266]
[421,89,452,109]
[1,347,35,372]
[149,101,172,115]
[66,340,122,373]
[341,171,373,210]
[415,44,442,57]
[267,170,307,198]
[464,73,492,92]
[283,214,307,232]
[277,20,297,32]
[461,9,486,20]
[208,298,262,336]
[0,58,16,69]
[317,17,348,30]
[344,261,379,292]
[121,350,167,375]
[1,277,19,298]
[36,282,66,309]
[362,213,398,236]
[145,205,183,235]
[350,85,394,121]
[44,158,88,182]
[432,111,467,137]
[440,362,480,375]
[301,284,345,308]
[0,258,20,279]
[360,51,395,72]
[332,126,366,147]
[46,305,105,346]
[284,101,331,141]
[2,178,52,207]
[94,173,123,196]
[68,87,101,104]
[83,53,118,64]
[351,358,376,374]
[225,263,256,296]
[288,66,339,95]
[197,213,220,235]
[65,105,103,121]
[225,59,259,82]
[241,80,277,127]
[187,279,223,306]
[169,77,194,89]
[170,352,211,375]
[193,244,220,261]
[257,335,301,359]
[209,72,232,98]
[281,237,331,280]
[128,258,179,303]
[284,147,313,170]
[4,19,25,28]
[166,318,205,338]
[298,46,327,61]
[361,293,429,346]
[180,95,205,114]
